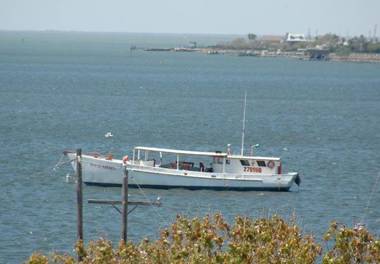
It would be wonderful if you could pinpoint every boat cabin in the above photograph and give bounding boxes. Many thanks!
[131,146,282,175]
[214,155,281,174]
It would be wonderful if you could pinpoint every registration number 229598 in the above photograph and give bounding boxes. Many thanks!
[243,167,262,173]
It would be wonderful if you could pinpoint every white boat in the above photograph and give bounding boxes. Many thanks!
[64,146,300,191]
[64,92,300,191]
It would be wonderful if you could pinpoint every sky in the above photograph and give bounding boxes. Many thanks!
[1,0,379,36]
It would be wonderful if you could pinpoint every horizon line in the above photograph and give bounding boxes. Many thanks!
[0,29,366,38]
[0,29,246,36]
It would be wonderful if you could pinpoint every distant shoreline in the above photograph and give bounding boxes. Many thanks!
[145,47,380,63]
[1,30,379,63]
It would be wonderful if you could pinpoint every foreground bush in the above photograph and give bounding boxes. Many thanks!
[25,214,379,263]
[323,222,380,264]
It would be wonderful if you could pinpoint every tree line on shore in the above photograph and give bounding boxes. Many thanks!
[213,33,380,54]
[27,213,380,264]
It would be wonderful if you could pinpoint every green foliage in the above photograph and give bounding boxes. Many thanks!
[367,43,380,53]
[348,35,369,52]
[25,215,380,264]
[226,215,321,263]
[248,33,257,41]
[335,46,351,56]
[323,222,380,264]
[218,33,380,54]
[315,33,340,47]
[229,38,250,50]
[25,253,48,264]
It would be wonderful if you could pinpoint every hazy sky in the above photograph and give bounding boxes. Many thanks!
[1,0,379,36]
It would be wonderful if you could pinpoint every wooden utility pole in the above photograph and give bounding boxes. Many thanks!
[76,149,83,261]
[121,166,128,242]
[86,162,161,244]
[71,148,161,261]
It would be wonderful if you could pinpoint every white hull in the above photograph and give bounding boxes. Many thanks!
[67,153,299,191]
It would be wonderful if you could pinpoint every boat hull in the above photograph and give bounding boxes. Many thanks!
[66,153,298,191]
[85,182,291,191]
[127,169,294,191]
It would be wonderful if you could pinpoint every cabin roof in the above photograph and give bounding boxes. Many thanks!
[228,155,280,161]
[134,147,281,160]
[134,146,227,157]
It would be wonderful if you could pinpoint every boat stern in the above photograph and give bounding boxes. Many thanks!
[287,172,301,187]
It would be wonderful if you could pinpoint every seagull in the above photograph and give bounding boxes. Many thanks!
[104,132,113,138]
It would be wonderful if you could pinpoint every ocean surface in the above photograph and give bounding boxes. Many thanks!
[0,31,380,263]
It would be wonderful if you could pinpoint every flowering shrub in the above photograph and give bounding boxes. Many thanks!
[323,222,380,264]
[25,214,379,264]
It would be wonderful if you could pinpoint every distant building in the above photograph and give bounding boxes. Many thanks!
[285,33,307,42]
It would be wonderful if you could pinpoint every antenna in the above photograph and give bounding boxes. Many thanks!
[241,91,247,156]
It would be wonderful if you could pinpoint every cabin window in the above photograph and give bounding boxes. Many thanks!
[256,160,266,167]
[240,160,250,166]
[226,159,230,165]
[213,157,223,164]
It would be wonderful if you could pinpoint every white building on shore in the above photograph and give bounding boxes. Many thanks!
[285,33,307,42]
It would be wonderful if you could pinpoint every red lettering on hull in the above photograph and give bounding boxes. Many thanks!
[243,167,262,173]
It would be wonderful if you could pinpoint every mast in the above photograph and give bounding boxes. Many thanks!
[241,91,247,156]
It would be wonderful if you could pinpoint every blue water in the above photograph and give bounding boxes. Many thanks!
[1,31,380,263]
